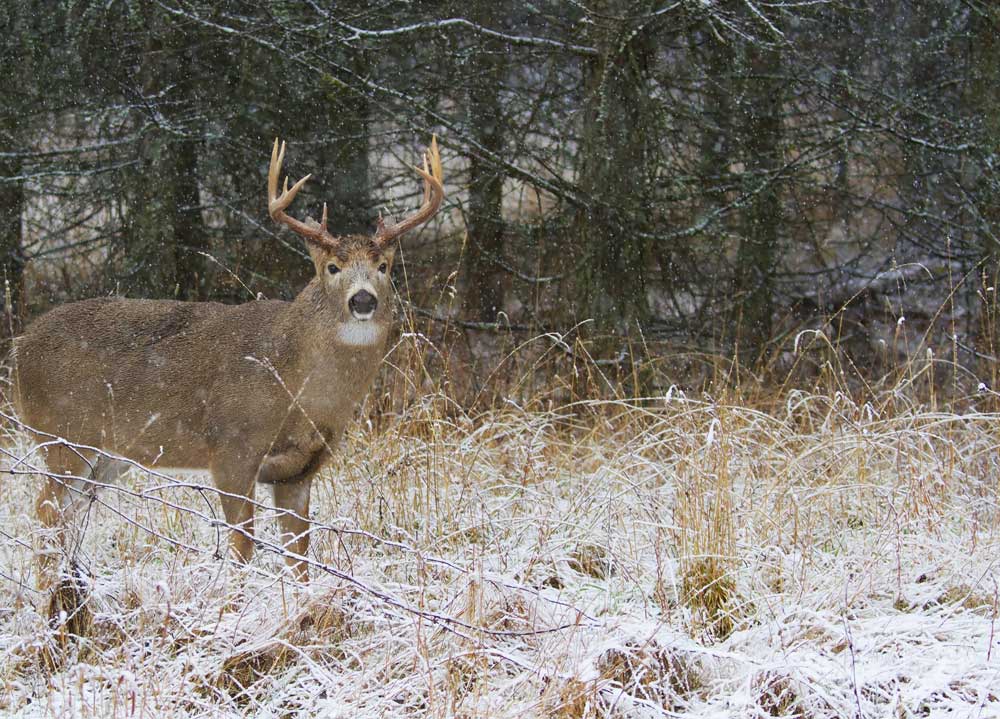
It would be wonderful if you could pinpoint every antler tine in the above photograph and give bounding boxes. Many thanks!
[267,138,337,249]
[376,135,445,246]
[421,152,432,205]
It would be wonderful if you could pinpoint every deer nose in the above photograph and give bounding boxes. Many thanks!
[349,290,377,318]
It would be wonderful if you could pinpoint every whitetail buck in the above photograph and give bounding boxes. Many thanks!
[13,137,444,583]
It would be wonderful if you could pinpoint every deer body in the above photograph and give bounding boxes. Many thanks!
[15,291,384,468]
[14,138,443,583]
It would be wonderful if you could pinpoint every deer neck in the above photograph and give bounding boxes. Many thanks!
[276,280,388,422]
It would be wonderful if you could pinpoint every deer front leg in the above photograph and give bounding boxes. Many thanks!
[211,459,257,567]
[259,447,323,582]
[218,493,255,565]
[272,479,312,582]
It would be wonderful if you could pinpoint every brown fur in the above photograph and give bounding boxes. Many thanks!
[14,236,397,582]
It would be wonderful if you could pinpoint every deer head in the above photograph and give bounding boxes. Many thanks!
[267,136,444,338]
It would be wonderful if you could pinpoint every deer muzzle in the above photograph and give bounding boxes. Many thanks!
[348,289,377,319]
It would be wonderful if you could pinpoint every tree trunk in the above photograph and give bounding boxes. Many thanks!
[315,67,371,237]
[462,22,506,323]
[124,130,206,299]
[697,30,735,215]
[572,2,655,335]
[172,135,206,300]
[0,5,29,339]
[686,25,739,340]
[732,44,784,357]
[121,12,205,299]
[967,5,1000,374]
[122,130,171,297]
[0,154,24,340]
[969,6,1000,263]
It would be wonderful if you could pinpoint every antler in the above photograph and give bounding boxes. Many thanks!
[375,136,445,247]
[267,138,338,250]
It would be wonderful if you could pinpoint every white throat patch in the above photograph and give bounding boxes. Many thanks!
[337,321,385,347]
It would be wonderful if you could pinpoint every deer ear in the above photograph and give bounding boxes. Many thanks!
[306,238,334,275]
[302,217,337,273]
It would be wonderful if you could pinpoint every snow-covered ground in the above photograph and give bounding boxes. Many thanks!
[2,389,999,717]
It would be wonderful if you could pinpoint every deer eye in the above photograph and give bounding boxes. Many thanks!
[327,264,340,275]
[378,262,388,274]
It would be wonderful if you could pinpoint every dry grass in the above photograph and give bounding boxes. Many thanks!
[1,317,1000,717]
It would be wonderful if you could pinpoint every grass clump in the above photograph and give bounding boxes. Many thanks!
[680,558,740,641]
[597,641,703,711]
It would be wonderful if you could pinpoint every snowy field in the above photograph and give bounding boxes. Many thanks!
[1,387,999,717]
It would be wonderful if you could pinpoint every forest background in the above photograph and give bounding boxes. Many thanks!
[2,0,999,397]
[3,5,1000,716]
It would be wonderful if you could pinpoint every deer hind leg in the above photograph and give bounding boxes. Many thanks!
[34,445,98,589]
